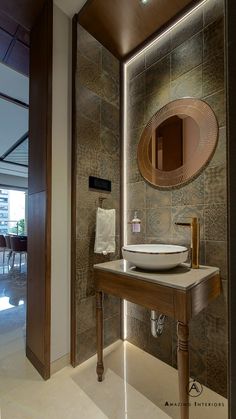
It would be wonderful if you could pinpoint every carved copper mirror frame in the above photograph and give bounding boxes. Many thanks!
[137,98,219,189]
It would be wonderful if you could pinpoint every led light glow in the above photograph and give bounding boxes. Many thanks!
[126,0,208,66]
[122,0,208,341]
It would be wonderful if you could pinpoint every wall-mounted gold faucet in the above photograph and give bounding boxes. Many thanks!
[175,217,200,269]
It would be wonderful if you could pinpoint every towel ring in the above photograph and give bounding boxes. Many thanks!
[98,197,107,208]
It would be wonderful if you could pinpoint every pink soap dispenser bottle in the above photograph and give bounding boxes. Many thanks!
[131,211,141,233]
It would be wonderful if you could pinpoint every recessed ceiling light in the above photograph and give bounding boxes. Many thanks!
[140,0,150,5]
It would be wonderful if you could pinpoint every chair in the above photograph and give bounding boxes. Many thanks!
[5,235,12,265]
[9,236,27,272]
[0,234,6,265]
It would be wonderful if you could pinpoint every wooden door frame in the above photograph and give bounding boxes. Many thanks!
[26,0,52,380]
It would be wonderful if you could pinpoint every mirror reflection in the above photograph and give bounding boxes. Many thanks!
[148,115,200,172]
[137,98,218,189]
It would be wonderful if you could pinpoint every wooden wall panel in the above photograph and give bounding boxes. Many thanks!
[26,0,52,380]
[0,0,46,30]
[28,1,52,195]
[26,192,48,369]
[78,0,198,59]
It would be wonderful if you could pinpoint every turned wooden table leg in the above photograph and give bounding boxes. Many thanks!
[96,291,104,382]
[177,322,189,419]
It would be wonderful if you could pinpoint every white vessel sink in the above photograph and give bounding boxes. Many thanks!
[122,244,188,271]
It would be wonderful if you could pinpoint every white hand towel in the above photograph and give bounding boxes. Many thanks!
[94,207,116,255]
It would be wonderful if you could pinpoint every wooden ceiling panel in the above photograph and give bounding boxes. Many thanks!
[0,0,46,30]
[78,0,197,59]
[0,12,18,35]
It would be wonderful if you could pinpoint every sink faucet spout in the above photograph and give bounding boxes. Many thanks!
[175,217,200,269]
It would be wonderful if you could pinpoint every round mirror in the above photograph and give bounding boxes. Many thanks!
[137,98,218,188]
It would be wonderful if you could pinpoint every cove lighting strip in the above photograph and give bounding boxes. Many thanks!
[122,0,209,340]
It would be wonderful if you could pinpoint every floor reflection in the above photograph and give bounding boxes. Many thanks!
[0,254,26,341]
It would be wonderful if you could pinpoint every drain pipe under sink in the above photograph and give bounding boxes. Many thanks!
[150,310,166,338]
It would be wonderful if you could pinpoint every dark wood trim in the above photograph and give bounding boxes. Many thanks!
[95,268,221,419]
[123,0,201,63]
[95,269,221,323]
[1,131,28,159]
[26,345,49,380]
[70,13,78,368]
[226,0,236,416]
[44,0,53,380]
[26,0,52,380]
[0,92,29,109]
[77,0,94,18]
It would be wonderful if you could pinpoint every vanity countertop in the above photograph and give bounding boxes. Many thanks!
[94,259,219,291]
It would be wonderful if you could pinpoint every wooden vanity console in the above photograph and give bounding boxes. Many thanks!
[94,260,221,419]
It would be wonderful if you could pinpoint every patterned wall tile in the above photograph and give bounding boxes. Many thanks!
[204,89,226,127]
[172,206,204,241]
[76,207,96,238]
[203,53,224,97]
[104,295,121,319]
[128,55,145,80]
[171,65,202,100]
[206,308,228,397]
[145,35,171,68]
[206,241,227,278]
[204,204,227,241]
[172,174,204,207]
[128,100,145,131]
[77,296,96,334]
[146,55,170,96]
[100,126,120,157]
[203,17,224,61]
[78,53,118,106]
[76,83,101,122]
[171,7,203,50]
[146,207,172,239]
[127,182,146,210]
[204,165,226,204]
[76,326,97,364]
[76,26,121,364]
[76,114,100,154]
[127,301,150,323]
[146,184,172,208]
[101,100,119,134]
[78,24,101,64]
[209,126,226,167]
[129,72,145,106]
[145,84,170,123]
[98,152,120,183]
[127,157,143,184]
[206,340,227,397]
[125,0,227,397]
[126,316,149,352]
[102,47,119,82]
[171,33,203,81]
[104,315,121,347]
[204,0,224,26]
[128,127,143,158]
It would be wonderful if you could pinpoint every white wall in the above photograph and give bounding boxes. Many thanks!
[51,4,71,364]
